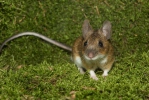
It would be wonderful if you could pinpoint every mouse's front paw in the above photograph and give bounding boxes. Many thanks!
[90,75,98,80]
[102,70,109,77]
[78,68,85,74]
[89,70,98,80]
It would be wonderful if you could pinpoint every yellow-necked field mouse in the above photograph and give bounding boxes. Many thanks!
[0,20,114,80]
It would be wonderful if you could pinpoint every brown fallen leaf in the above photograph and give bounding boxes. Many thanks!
[2,65,10,70]
[70,91,77,100]
[48,66,53,71]
[17,65,23,69]
[22,95,34,100]
[82,86,96,90]
[64,91,77,100]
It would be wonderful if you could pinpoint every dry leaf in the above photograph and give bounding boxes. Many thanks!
[17,65,23,69]
[82,86,96,90]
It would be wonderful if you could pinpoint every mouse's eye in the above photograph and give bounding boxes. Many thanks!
[98,41,103,47]
[84,41,87,46]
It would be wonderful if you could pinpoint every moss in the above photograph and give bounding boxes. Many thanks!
[0,0,149,99]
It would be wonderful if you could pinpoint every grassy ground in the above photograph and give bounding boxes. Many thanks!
[0,0,149,99]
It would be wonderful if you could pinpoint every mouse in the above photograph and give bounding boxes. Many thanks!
[0,19,114,80]
[72,20,114,80]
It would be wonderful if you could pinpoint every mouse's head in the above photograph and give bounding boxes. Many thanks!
[81,20,112,60]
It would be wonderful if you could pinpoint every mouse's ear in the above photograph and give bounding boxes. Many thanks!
[82,19,92,38]
[101,21,112,39]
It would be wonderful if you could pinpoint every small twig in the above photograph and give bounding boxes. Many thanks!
[104,0,110,6]
[0,69,4,73]
[38,1,46,17]
[95,6,100,16]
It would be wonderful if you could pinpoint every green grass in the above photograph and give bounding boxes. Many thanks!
[0,0,149,99]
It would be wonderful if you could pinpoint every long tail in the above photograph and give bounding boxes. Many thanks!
[0,32,72,52]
